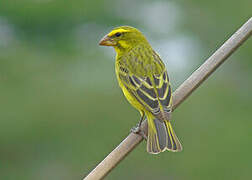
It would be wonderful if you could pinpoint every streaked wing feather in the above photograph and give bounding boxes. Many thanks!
[118,69,172,120]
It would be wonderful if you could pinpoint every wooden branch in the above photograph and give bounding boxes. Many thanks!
[84,17,252,180]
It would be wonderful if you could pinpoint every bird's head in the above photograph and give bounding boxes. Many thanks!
[99,26,148,52]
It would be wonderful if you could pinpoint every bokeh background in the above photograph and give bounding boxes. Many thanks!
[0,0,251,179]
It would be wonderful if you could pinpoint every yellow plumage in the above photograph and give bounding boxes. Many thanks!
[99,26,182,154]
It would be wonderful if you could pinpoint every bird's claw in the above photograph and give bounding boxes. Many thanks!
[131,124,147,140]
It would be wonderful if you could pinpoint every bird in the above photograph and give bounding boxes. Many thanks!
[99,26,182,154]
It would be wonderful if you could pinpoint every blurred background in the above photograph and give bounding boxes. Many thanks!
[0,0,251,179]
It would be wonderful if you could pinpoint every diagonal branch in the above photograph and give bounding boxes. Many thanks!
[84,17,252,180]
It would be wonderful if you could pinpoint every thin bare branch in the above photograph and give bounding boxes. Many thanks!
[84,17,252,180]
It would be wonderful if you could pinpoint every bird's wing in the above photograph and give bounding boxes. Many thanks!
[118,62,172,121]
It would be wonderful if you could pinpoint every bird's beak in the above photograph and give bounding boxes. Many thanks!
[99,35,116,46]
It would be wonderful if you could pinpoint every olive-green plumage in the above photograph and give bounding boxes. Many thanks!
[99,26,182,154]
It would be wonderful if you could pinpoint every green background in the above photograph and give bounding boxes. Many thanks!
[0,0,251,179]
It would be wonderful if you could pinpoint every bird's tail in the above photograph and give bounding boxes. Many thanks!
[147,117,182,154]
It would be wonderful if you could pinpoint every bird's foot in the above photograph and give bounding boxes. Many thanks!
[131,124,147,140]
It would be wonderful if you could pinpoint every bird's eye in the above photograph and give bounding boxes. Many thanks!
[115,32,121,37]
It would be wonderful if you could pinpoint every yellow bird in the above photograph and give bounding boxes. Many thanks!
[99,26,182,154]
